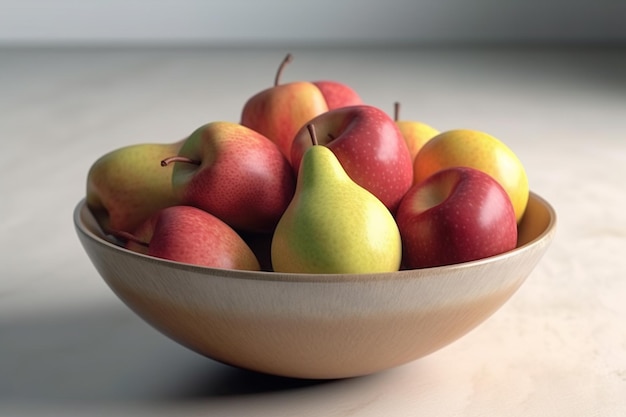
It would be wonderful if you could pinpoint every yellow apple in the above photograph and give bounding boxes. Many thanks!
[413,129,529,222]
[394,102,439,162]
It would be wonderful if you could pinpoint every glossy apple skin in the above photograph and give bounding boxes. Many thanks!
[291,105,413,213]
[413,129,529,222]
[170,122,296,233]
[240,81,329,159]
[126,206,260,271]
[395,166,518,269]
[313,80,363,110]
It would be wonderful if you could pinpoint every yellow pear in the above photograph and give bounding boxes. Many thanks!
[271,126,402,274]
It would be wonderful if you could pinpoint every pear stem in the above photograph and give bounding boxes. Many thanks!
[394,101,400,121]
[161,156,200,167]
[274,53,293,86]
[307,124,319,146]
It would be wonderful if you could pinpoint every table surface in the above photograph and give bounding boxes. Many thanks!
[1,44,625,417]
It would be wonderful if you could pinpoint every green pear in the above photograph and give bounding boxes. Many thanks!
[86,140,184,235]
[271,126,402,274]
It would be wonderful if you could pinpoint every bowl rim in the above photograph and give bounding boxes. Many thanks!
[74,191,557,283]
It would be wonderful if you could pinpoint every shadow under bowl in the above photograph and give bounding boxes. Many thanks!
[74,192,556,379]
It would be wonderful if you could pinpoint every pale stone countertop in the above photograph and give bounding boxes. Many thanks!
[1,45,625,416]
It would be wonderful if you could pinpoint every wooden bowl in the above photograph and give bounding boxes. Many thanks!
[74,192,556,379]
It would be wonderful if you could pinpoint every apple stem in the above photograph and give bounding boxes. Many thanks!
[160,156,200,167]
[394,101,400,121]
[274,53,293,86]
[307,124,319,146]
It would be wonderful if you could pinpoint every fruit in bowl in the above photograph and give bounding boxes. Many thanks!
[290,104,413,213]
[75,53,556,379]
[413,129,529,222]
[271,125,402,274]
[74,192,555,379]
[396,166,518,269]
[240,53,363,159]
[393,101,440,163]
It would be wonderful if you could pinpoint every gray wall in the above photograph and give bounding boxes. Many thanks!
[1,0,624,45]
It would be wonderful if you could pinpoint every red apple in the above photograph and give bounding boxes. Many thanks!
[125,205,261,271]
[290,105,413,212]
[312,80,362,110]
[160,121,296,233]
[395,166,518,269]
[241,53,362,159]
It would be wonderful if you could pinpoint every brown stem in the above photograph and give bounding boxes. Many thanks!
[307,124,318,146]
[394,101,400,121]
[161,156,200,167]
[274,53,293,86]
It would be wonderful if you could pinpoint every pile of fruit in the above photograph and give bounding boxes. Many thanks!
[86,53,529,273]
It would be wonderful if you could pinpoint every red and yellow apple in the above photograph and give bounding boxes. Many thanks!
[413,129,529,222]
[396,166,518,269]
[240,53,362,159]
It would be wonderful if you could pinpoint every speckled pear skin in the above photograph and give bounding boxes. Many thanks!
[271,145,402,274]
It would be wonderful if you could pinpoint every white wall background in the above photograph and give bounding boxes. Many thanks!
[1,0,625,45]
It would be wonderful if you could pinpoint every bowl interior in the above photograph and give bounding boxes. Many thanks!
[74,192,556,378]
